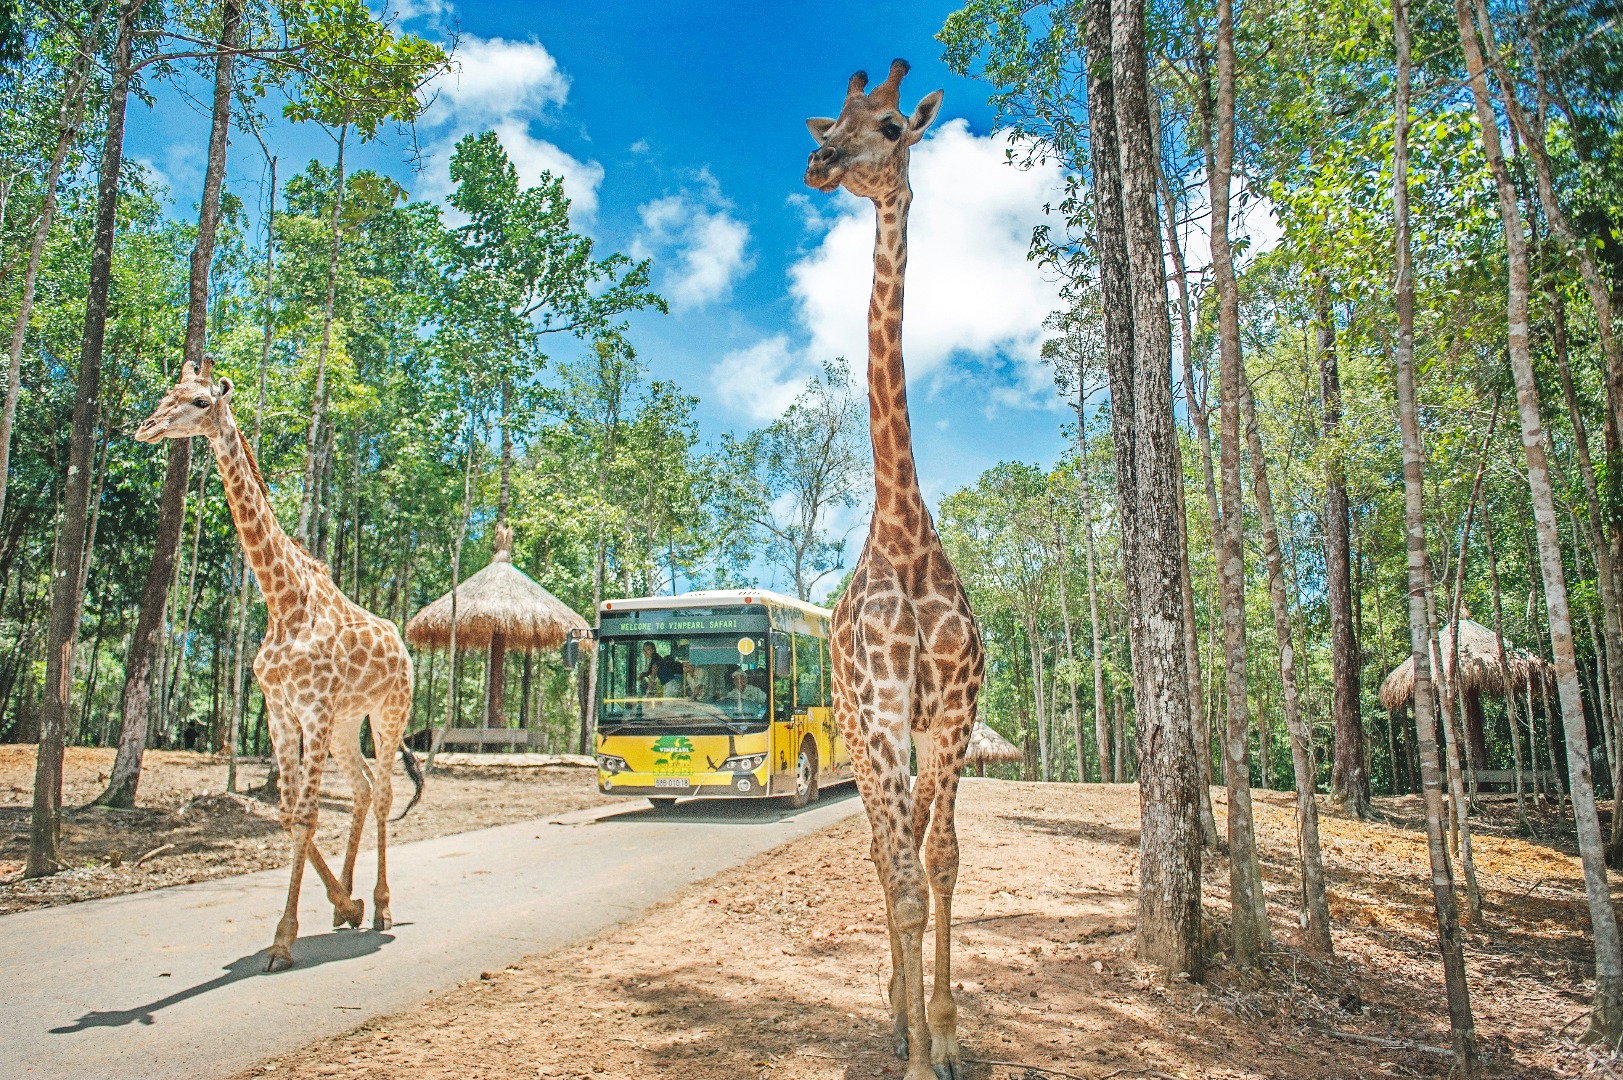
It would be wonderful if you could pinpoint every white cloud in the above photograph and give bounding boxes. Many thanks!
[629,138,651,154]
[1167,169,1283,285]
[632,171,754,310]
[418,35,601,217]
[709,336,807,421]
[712,120,1066,419]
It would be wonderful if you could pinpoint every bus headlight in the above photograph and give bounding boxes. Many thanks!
[721,754,766,772]
[597,754,629,773]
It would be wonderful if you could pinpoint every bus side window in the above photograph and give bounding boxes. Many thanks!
[795,633,822,708]
[772,632,794,719]
[820,636,832,708]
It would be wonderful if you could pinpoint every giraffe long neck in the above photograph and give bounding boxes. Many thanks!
[209,406,304,623]
[868,187,927,551]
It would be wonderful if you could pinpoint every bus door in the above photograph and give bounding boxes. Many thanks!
[770,631,798,789]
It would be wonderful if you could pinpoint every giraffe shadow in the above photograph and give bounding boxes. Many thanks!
[47,930,395,1034]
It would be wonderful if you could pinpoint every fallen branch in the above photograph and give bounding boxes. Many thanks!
[1314,1027,1451,1057]
[954,911,1039,928]
[966,1058,1155,1080]
[135,843,175,867]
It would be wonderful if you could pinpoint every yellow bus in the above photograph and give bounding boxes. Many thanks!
[588,589,851,808]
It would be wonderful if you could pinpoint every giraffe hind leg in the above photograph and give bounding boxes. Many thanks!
[918,724,970,1080]
[329,717,373,924]
[367,687,410,931]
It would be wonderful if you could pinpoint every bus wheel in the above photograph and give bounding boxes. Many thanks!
[789,740,819,809]
[649,797,677,812]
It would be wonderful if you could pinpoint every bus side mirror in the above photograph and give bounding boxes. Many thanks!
[563,639,578,670]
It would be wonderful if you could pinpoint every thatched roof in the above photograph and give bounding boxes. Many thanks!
[965,722,1024,765]
[405,525,588,653]
[1378,617,1549,712]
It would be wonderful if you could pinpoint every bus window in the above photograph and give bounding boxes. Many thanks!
[795,634,823,708]
[820,636,832,708]
[772,632,793,719]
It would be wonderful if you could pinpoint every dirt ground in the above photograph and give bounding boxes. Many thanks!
[0,744,610,914]
[220,779,1620,1080]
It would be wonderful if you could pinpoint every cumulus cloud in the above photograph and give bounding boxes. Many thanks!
[418,36,602,217]
[708,336,808,421]
[710,120,1066,418]
[632,171,754,310]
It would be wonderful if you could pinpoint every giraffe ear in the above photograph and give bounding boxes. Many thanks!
[806,117,836,145]
[217,376,233,402]
[906,91,943,144]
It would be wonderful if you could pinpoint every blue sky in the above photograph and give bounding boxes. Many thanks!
[126,0,1084,590]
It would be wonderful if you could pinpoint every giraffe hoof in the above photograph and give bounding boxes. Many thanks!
[264,946,294,973]
[933,1058,961,1080]
[372,910,392,932]
[895,1036,910,1060]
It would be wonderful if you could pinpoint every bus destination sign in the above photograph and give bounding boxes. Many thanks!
[598,608,769,637]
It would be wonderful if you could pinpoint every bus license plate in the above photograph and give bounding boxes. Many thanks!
[653,777,688,788]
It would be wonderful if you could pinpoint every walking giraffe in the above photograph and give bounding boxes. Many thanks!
[804,60,984,1080]
[135,359,421,971]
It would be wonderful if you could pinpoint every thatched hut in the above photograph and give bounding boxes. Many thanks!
[1378,617,1548,768]
[965,721,1024,777]
[406,525,588,746]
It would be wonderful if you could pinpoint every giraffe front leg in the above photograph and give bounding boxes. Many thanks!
[862,750,934,1080]
[267,824,310,972]
[877,834,909,1059]
[925,776,963,1080]
[329,727,373,923]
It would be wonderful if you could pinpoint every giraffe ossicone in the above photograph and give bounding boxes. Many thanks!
[135,357,422,972]
[805,59,984,1080]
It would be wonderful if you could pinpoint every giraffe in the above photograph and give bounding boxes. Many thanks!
[805,59,984,1080]
[135,359,421,971]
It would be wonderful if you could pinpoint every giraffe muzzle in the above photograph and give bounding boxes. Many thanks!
[133,417,168,443]
[805,147,844,192]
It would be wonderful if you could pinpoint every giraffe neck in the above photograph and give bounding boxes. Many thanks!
[867,186,927,550]
[208,405,305,623]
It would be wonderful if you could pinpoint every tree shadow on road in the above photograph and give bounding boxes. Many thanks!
[47,929,395,1033]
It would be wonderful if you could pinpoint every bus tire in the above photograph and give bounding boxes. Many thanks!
[789,739,819,809]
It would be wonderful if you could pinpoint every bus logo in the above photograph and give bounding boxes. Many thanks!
[651,735,694,767]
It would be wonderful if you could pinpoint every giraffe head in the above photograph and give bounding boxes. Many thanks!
[804,59,942,202]
[135,359,234,444]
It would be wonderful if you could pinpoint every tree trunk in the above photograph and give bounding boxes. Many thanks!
[485,631,507,728]
[1320,289,1368,815]
[1394,0,1479,1065]
[29,0,145,873]
[1075,409,1111,783]
[1240,372,1332,955]
[1160,144,1221,838]
[1206,0,1268,966]
[0,8,101,527]
[428,418,478,769]
[297,122,349,547]
[1456,0,1622,1041]
[1481,503,1533,833]
[1099,0,1202,977]
[1055,534,1086,782]
[1028,623,1049,781]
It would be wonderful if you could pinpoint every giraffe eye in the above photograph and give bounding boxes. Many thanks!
[880,121,903,141]
[192,396,211,409]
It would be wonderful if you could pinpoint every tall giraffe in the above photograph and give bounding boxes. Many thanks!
[136,359,421,971]
[805,60,984,1080]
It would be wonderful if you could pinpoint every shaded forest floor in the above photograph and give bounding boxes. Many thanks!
[0,744,610,914]
[225,779,1616,1080]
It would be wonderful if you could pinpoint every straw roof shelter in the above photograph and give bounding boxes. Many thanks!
[406,525,588,741]
[1378,616,1549,767]
[965,721,1024,776]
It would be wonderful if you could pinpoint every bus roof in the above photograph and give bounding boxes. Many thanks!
[598,589,831,621]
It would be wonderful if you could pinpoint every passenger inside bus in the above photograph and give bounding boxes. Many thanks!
[640,641,683,696]
[728,669,768,712]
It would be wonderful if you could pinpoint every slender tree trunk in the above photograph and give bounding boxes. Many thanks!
[297,122,349,546]
[428,418,478,769]
[1456,0,1622,1040]
[32,2,145,863]
[1320,289,1368,815]
[1161,151,1221,837]
[1240,372,1333,955]
[1075,410,1111,783]
[1098,0,1201,976]
[1055,529,1086,782]
[1028,622,1050,781]
[98,0,240,807]
[1482,503,1533,833]
[1206,0,1268,965]
[1394,0,1478,1064]
[1,10,101,527]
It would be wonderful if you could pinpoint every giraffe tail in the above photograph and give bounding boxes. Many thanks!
[395,746,425,821]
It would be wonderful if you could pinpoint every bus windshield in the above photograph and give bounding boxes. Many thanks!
[598,633,771,731]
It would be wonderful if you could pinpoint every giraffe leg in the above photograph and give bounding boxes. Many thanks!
[368,688,410,931]
[918,727,968,1080]
[294,717,364,931]
[267,823,311,972]
[876,833,909,1058]
[864,749,934,1080]
[329,720,373,920]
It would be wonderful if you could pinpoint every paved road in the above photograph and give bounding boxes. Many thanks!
[0,787,862,1080]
